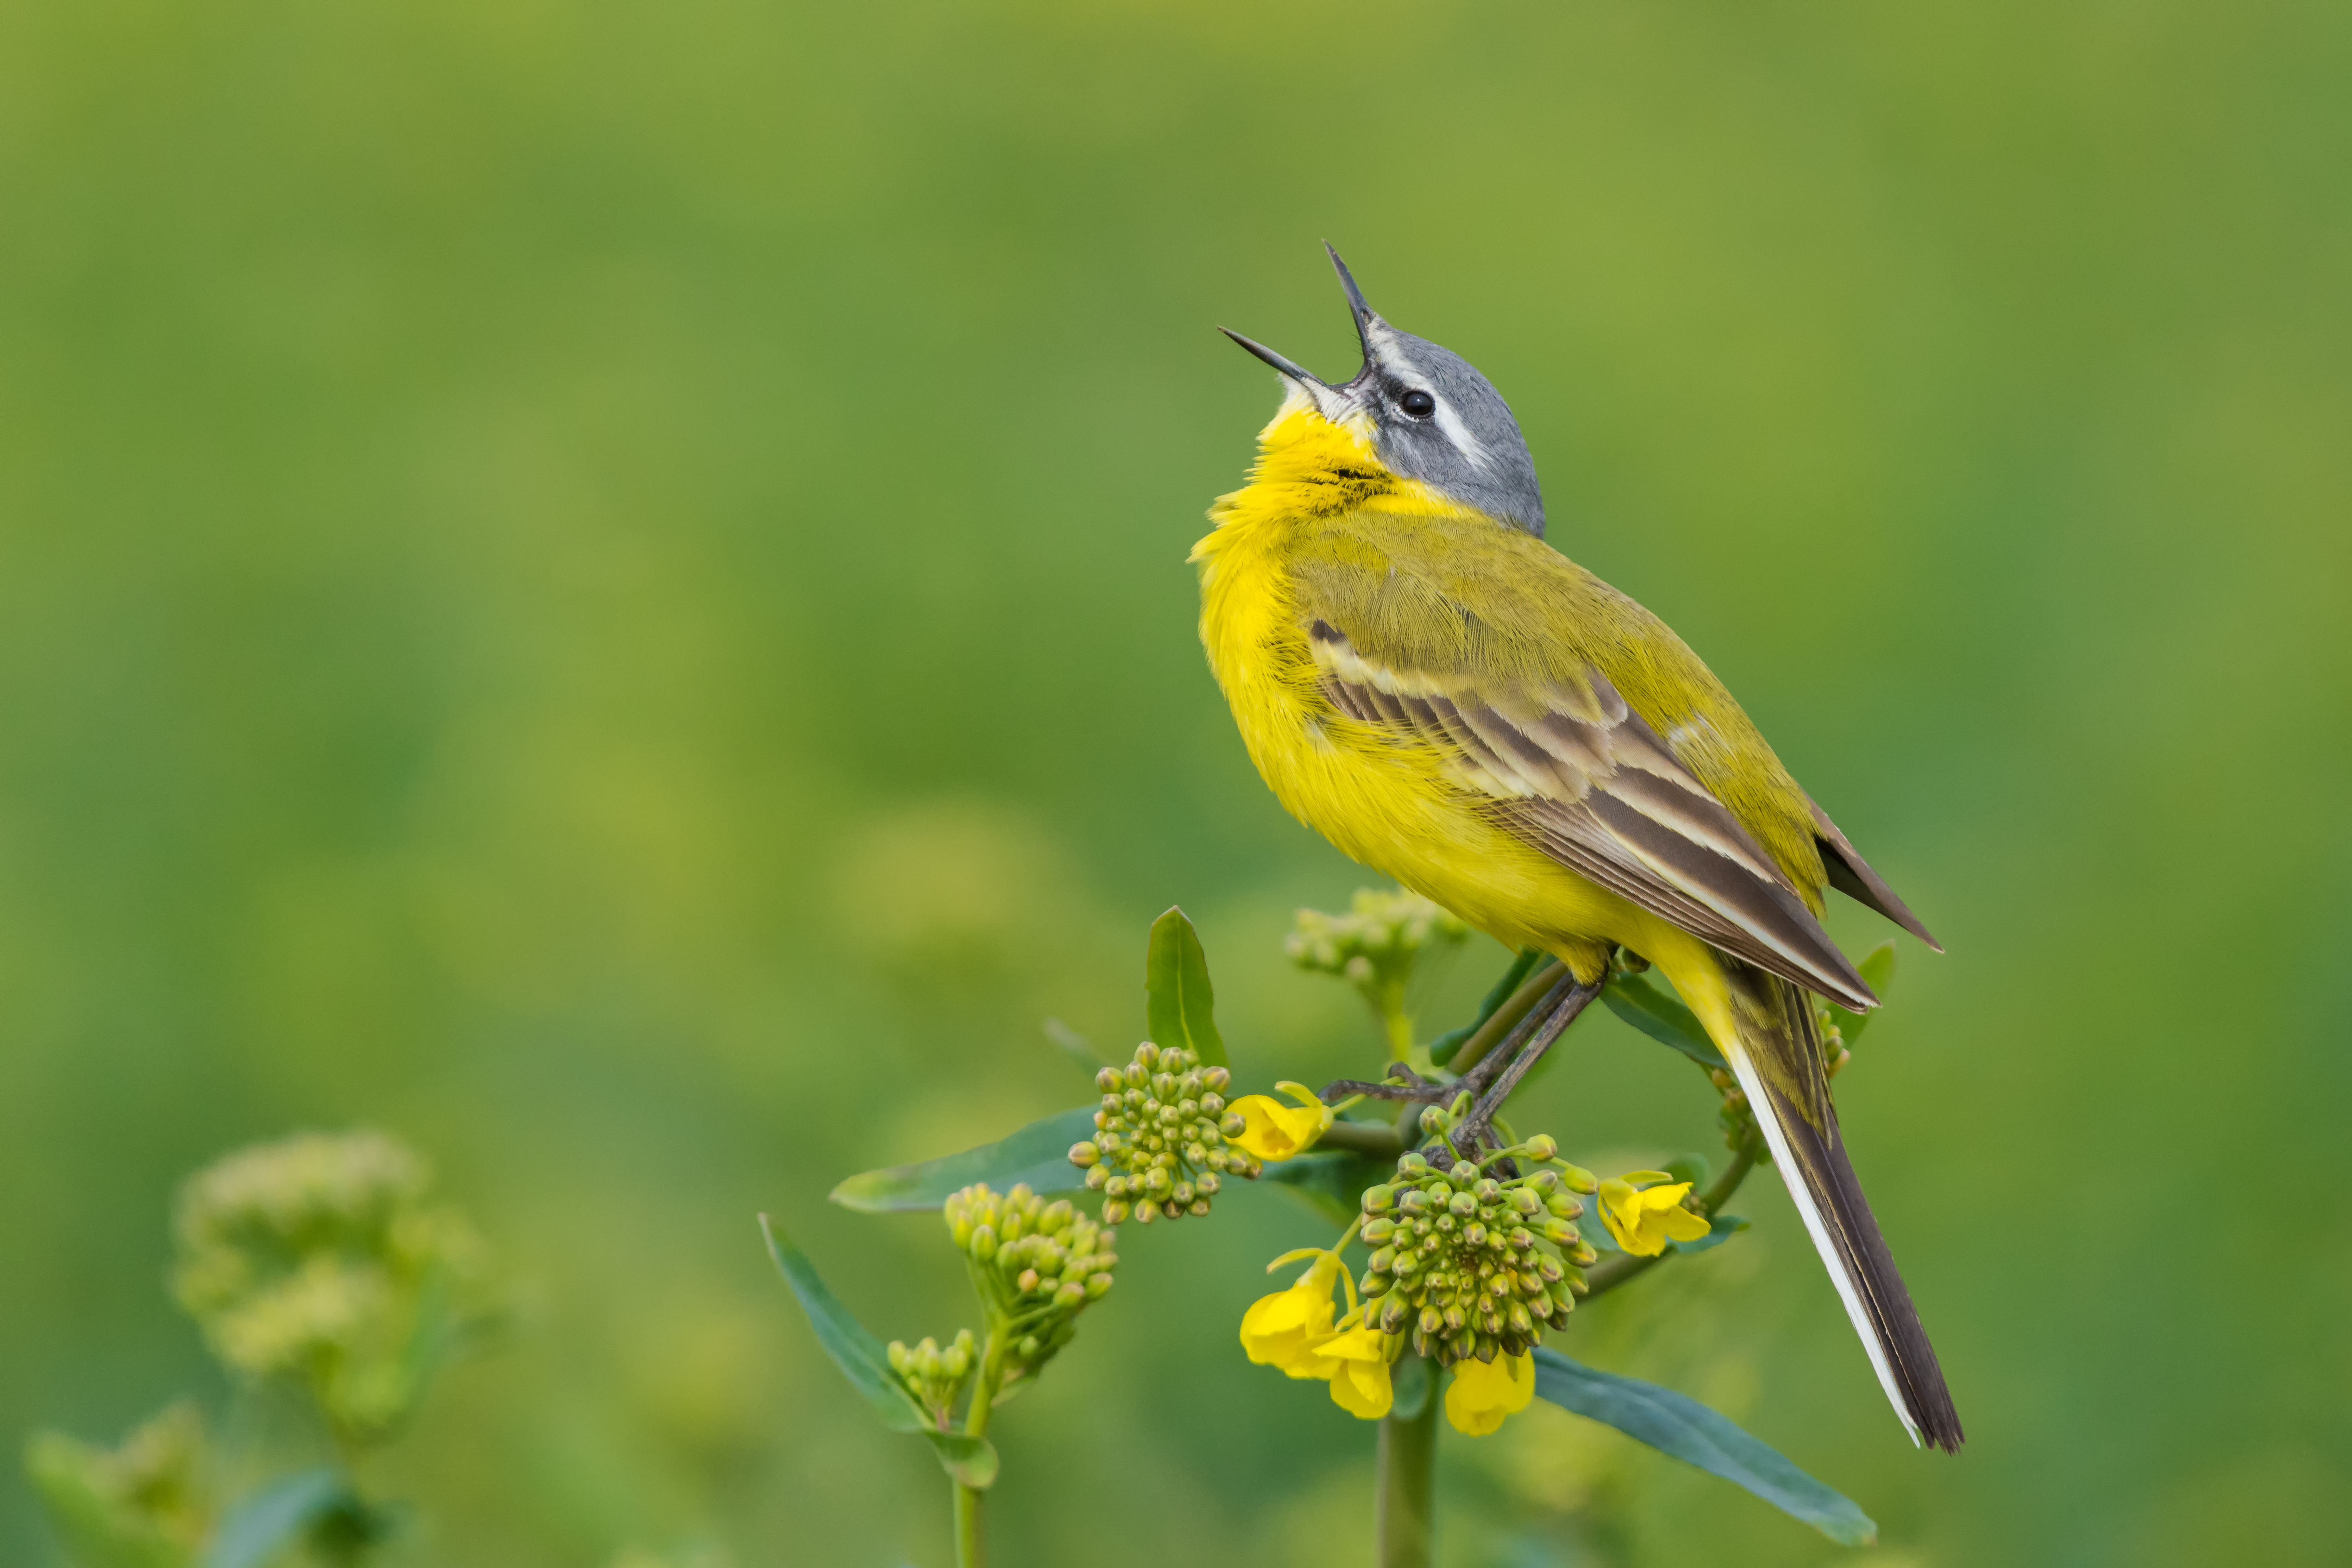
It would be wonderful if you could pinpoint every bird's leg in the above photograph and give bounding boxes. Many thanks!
[1454,974,1604,1155]
[1456,970,1578,1102]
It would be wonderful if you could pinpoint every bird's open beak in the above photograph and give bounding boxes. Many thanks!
[1219,327,1327,390]
[1219,244,1386,422]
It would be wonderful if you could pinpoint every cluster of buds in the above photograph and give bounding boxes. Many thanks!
[170,1129,498,1447]
[1357,1139,1600,1368]
[1068,1041,1260,1224]
[886,1330,977,1425]
[1815,1000,1855,1079]
[1288,889,1468,1031]
[24,1404,213,1565]
[1706,1066,1762,1154]
[945,1183,1116,1386]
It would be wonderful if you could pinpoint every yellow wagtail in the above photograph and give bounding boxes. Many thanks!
[1195,247,1961,1450]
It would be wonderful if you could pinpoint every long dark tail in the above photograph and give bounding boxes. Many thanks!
[1719,962,1964,1451]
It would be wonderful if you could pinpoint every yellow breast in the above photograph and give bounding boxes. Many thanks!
[1191,404,1659,967]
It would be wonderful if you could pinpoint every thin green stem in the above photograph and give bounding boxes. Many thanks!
[952,1326,1010,1568]
[1448,960,1564,1076]
[1579,1123,1764,1302]
[1316,1118,1406,1159]
[1377,982,1415,1061]
[1377,1364,1439,1568]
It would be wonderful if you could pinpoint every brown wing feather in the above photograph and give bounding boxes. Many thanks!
[1308,621,1876,1011]
[1809,798,1943,951]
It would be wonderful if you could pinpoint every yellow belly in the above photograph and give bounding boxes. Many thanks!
[1198,525,1720,989]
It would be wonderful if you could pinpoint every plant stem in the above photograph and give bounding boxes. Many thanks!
[953,1329,1010,1568]
[1317,1118,1406,1159]
[1377,981,1415,1061]
[1377,1370,1439,1568]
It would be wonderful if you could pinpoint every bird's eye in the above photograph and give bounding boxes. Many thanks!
[1399,389,1436,419]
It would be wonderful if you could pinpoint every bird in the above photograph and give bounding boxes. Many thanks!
[1193,245,1962,1451]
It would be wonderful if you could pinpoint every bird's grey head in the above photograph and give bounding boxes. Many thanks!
[1223,246,1545,536]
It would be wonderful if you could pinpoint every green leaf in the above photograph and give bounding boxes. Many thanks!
[758,1217,1000,1489]
[1430,947,1545,1066]
[1260,1148,1388,1225]
[1668,1213,1750,1255]
[828,1107,1096,1213]
[1601,973,1727,1071]
[1829,941,1898,1046]
[1529,1349,1875,1545]
[1146,906,1227,1067]
[201,1469,358,1568]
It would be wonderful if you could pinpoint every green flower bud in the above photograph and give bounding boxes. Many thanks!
[1448,1191,1479,1218]
[887,1340,910,1374]
[1196,1172,1221,1196]
[970,1224,997,1260]
[1561,1164,1599,1194]
[1069,1142,1101,1168]
[1361,1217,1397,1244]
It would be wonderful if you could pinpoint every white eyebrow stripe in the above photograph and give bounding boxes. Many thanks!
[1365,319,1493,474]
[1428,398,1492,472]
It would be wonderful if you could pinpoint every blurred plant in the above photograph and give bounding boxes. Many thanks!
[1289,889,1468,1059]
[23,1405,212,1568]
[781,899,1902,1565]
[25,1129,504,1568]
[174,1129,501,1455]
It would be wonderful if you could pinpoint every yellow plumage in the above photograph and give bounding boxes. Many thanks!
[1197,292,1961,1450]
[1196,398,1804,1024]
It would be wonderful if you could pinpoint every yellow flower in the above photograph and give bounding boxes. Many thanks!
[1444,1351,1537,1436]
[1316,1325,1394,1419]
[1239,1254,1341,1376]
[1596,1172,1712,1257]
[1226,1082,1333,1162]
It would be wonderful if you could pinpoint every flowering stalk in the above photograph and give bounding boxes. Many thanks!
[952,1330,1010,1568]
[1377,1361,1437,1568]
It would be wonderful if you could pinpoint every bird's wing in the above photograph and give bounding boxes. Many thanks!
[1308,618,1877,1010]
[1806,797,1943,952]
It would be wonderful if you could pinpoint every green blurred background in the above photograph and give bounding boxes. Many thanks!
[5,0,2349,1562]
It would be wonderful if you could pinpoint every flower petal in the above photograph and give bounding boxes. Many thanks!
[1329,1355,1392,1419]
[1444,1355,1522,1436]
